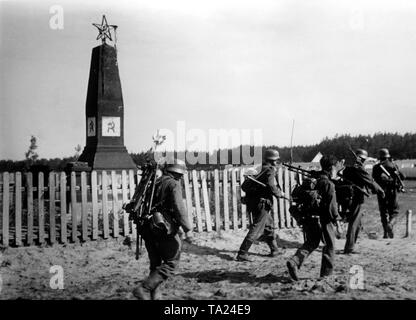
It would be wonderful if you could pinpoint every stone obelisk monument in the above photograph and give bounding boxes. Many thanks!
[78,15,136,171]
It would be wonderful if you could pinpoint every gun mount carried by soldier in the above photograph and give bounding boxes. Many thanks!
[281,162,321,178]
[123,131,167,260]
[379,162,406,193]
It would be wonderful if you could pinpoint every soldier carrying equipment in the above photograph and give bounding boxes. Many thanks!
[123,131,167,260]
[123,161,158,259]
[236,148,285,262]
[340,147,384,254]
[286,155,342,281]
[129,158,193,300]
[372,148,406,238]
[289,176,321,226]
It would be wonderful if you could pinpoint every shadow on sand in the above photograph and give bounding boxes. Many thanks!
[180,269,292,285]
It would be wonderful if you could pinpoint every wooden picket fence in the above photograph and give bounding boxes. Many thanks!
[0,167,301,247]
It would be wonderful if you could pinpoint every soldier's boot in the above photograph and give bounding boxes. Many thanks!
[134,272,165,300]
[267,239,279,257]
[151,286,162,300]
[236,239,253,262]
[382,223,389,239]
[286,258,299,281]
[387,223,394,239]
[319,267,333,279]
[132,282,152,300]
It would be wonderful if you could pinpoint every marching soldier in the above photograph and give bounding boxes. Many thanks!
[341,149,384,254]
[372,148,405,238]
[133,160,194,300]
[236,148,284,262]
[286,155,342,280]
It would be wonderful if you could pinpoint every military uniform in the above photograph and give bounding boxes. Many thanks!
[372,159,405,238]
[237,162,283,261]
[287,170,340,278]
[134,172,192,300]
[342,162,383,253]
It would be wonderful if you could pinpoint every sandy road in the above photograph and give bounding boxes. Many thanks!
[0,223,415,300]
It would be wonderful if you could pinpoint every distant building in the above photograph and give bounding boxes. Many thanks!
[311,152,323,163]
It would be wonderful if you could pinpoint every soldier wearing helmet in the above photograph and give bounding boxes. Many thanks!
[236,148,284,262]
[372,148,405,238]
[340,148,384,254]
[287,155,342,280]
[133,159,193,300]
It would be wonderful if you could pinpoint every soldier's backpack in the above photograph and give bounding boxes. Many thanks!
[146,177,176,238]
[333,180,354,220]
[289,177,321,225]
[241,168,267,197]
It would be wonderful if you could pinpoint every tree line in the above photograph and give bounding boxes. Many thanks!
[1,132,415,172]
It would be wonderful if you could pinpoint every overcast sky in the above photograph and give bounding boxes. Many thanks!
[1,0,416,160]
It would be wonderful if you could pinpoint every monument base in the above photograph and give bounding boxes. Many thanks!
[78,145,137,171]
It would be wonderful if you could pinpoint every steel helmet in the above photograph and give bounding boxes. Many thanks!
[265,148,280,161]
[166,159,187,175]
[355,149,368,160]
[379,148,391,159]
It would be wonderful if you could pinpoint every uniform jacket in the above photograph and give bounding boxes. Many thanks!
[153,174,192,233]
[342,162,383,203]
[316,170,341,224]
[372,159,405,191]
[255,163,283,202]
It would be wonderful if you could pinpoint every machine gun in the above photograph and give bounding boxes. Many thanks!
[242,172,291,201]
[281,162,321,179]
[123,131,166,260]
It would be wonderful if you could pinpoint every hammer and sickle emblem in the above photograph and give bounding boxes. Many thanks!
[107,120,115,133]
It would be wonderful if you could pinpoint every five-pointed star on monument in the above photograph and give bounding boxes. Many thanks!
[93,15,112,43]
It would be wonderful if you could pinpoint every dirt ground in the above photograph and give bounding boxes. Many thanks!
[1,180,416,300]
[1,209,415,300]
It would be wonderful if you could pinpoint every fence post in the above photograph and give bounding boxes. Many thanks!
[183,171,194,230]
[289,170,296,228]
[231,169,238,230]
[406,210,412,237]
[70,171,78,242]
[102,171,109,239]
[26,172,34,245]
[277,167,285,228]
[60,172,67,243]
[38,172,45,244]
[214,169,221,232]
[223,169,230,231]
[200,170,212,232]
[128,170,136,237]
[2,172,10,247]
[91,171,98,239]
[240,168,247,231]
[121,170,129,236]
[49,172,56,244]
[283,168,291,228]
[15,172,22,247]
[81,172,88,241]
[192,170,203,232]
[111,171,119,238]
